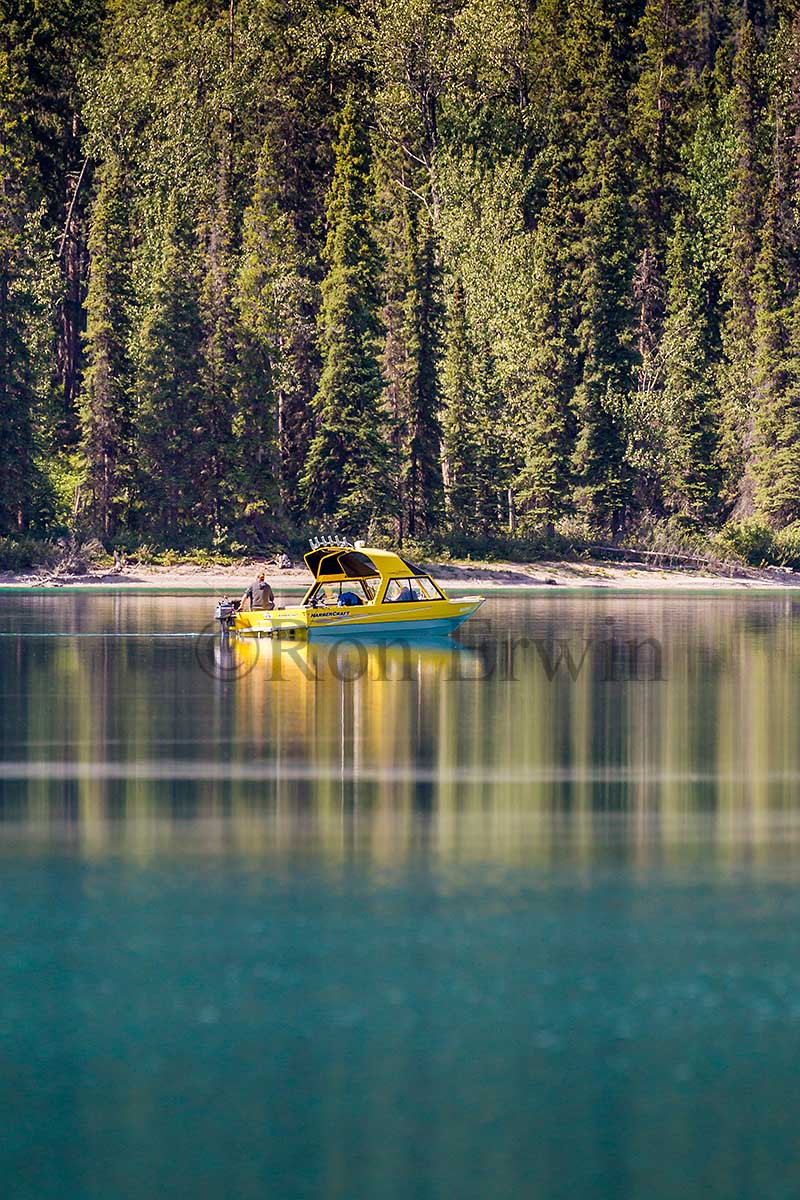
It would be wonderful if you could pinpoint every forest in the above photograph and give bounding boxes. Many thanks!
[3,0,800,564]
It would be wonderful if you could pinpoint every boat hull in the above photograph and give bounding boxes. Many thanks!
[231,596,484,639]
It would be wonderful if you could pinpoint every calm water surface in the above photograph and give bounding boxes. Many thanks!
[2,590,800,1199]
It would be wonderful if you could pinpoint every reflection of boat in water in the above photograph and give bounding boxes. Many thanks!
[211,631,485,683]
[216,543,484,639]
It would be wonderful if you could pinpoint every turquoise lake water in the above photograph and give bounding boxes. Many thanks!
[2,591,800,1198]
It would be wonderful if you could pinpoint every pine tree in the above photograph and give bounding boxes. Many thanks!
[0,11,49,533]
[441,279,477,534]
[301,92,392,534]
[751,96,800,524]
[198,161,238,531]
[471,330,506,535]
[659,217,720,523]
[136,195,204,540]
[399,200,444,538]
[630,0,697,258]
[627,244,668,511]
[571,150,634,533]
[535,0,635,534]
[513,204,576,531]
[235,139,314,531]
[0,200,38,534]
[79,152,133,538]
[441,278,504,537]
[717,20,763,508]
[752,303,800,526]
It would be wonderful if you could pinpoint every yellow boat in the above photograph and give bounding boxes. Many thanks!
[217,544,485,639]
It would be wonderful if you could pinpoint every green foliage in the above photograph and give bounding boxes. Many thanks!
[773,523,800,569]
[716,22,764,507]
[751,90,800,526]
[302,92,393,534]
[235,138,312,521]
[442,279,504,538]
[8,0,800,555]
[0,537,57,572]
[79,152,134,537]
[136,193,205,539]
[398,201,444,537]
[657,218,720,523]
[713,518,775,566]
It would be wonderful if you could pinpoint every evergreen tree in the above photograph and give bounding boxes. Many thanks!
[752,308,800,525]
[627,244,668,511]
[751,108,800,524]
[399,200,444,538]
[571,151,634,532]
[442,279,478,533]
[534,0,635,534]
[630,0,697,258]
[659,217,720,522]
[79,153,133,538]
[0,195,39,534]
[717,20,763,508]
[0,10,60,535]
[471,330,506,535]
[136,195,204,540]
[441,278,503,536]
[302,92,392,534]
[513,203,576,531]
[198,162,238,531]
[235,138,314,530]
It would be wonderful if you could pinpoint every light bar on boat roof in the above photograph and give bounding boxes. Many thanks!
[308,534,356,550]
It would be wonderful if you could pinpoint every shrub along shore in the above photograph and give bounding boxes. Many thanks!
[1,528,798,592]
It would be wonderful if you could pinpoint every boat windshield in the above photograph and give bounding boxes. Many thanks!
[383,576,444,602]
[304,578,378,606]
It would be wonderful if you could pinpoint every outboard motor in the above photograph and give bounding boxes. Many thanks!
[214,596,241,632]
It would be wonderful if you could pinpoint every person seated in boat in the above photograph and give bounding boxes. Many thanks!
[240,570,275,611]
[386,580,422,602]
[337,589,363,607]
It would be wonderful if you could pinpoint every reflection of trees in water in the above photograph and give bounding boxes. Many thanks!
[4,595,800,868]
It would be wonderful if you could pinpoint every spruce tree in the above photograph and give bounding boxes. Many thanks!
[717,20,763,508]
[441,278,503,537]
[400,200,444,538]
[659,217,720,523]
[538,0,635,534]
[471,330,506,536]
[513,204,576,532]
[235,139,314,529]
[136,195,204,541]
[79,152,133,538]
[301,93,392,535]
[198,162,238,531]
[0,183,37,533]
[627,244,668,511]
[0,15,48,533]
[571,151,634,533]
[441,279,477,534]
[630,0,697,258]
[751,133,800,524]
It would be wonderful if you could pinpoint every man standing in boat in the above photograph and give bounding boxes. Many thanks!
[240,570,275,612]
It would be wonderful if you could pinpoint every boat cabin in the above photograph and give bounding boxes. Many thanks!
[302,546,447,608]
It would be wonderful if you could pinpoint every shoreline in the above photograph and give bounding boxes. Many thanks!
[1,557,798,593]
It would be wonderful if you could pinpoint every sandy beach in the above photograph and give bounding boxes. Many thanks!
[1,556,798,591]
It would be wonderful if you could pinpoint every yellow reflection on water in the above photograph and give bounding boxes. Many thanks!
[4,595,800,869]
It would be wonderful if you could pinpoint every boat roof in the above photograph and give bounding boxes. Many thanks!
[303,545,425,583]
